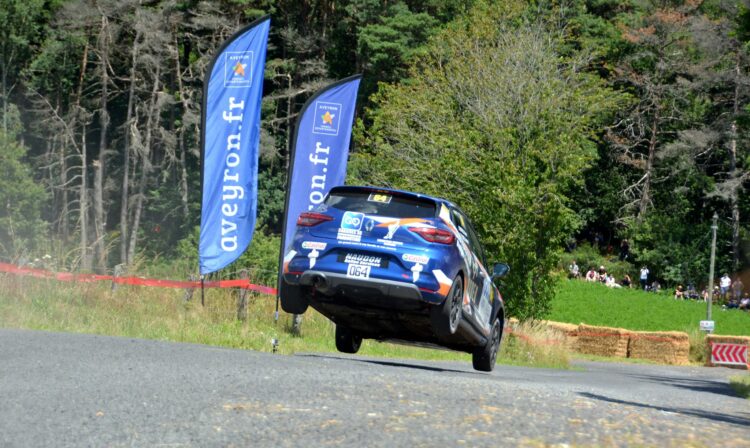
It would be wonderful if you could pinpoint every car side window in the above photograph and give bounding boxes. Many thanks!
[458,210,486,268]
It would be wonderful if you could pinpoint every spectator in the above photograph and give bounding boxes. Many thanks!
[568,260,580,279]
[720,273,731,301]
[674,285,685,300]
[585,268,598,282]
[606,275,620,288]
[639,266,649,290]
[686,283,699,300]
[621,274,632,288]
[619,239,630,261]
[739,295,750,311]
[725,296,739,309]
[651,280,661,293]
[701,288,709,301]
[732,277,744,301]
[598,266,607,284]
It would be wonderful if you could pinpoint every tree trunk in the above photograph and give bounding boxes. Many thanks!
[173,35,189,219]
[638,106,659,221]
[94,14,110,271]
[128,68,160,262]
[76,40,91,271]
[120,28,141,265]
[728,52,741,272]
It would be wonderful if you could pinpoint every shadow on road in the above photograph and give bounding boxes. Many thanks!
[579,392,750,428]
[295,353,481,375]
[624,373,741,399]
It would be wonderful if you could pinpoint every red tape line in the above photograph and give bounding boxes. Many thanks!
[0,262,277,296]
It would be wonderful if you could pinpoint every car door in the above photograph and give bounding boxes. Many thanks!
[453,208,493,332]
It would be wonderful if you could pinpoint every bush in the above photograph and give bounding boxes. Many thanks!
[560,243,634,282]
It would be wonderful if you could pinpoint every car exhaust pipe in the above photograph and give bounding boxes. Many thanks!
[312,275,329,292]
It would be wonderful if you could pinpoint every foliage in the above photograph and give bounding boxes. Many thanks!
[559,243,634,281]
[0,127,48,259]
[351,0,622,319]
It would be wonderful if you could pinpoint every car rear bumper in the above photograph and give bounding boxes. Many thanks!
[284,270,423,302]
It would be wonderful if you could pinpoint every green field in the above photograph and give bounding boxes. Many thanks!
[548,280,750,336]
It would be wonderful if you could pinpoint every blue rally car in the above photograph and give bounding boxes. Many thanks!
[280,186,509,371]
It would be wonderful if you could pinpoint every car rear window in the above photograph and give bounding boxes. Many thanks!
[325,190,436,218]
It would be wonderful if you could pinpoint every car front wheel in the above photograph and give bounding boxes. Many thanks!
[472,317,503,372]
[335,325,362,354]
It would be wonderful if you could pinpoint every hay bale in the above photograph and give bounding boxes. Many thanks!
[541,320,579,351]
[628,331,690,365]
[705,335,750,368]
[574,324,630,358]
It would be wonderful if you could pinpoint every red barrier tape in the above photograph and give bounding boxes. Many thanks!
[0,262,277,296]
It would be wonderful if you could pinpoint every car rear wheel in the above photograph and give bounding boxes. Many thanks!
[431,276,463,338]
[279,282,309,314]
[472,317,502,372]
[335,325,362,354]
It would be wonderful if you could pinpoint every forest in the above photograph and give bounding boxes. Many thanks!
[1,0,749,318]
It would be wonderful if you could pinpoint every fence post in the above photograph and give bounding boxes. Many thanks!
[183,274,196,302]
[111,264,124,292]
[237,269,248,321]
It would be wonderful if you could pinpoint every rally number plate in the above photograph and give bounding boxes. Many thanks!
[346,264,371,279]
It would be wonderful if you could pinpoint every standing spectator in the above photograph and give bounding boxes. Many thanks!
[568,260,580,279]
[640,266,649,290]
[719,273,731,302]
[732,277,744,301]
[619,239,630,261]
[585,268,598,282]
[621,274,632,288]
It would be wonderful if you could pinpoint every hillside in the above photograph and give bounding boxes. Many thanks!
[548,280,750,336]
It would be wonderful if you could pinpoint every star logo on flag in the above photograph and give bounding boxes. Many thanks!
[232,61,246,77]
[322,111,335,125]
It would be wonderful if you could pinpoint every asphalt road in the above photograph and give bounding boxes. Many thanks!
[1,329,748,447]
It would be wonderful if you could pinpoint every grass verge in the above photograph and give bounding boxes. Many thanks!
[0,275,568,369]
[729,375,750,399]
[549,280,750,336]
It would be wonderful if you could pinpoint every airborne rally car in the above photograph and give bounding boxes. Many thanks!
[280,186,509,372]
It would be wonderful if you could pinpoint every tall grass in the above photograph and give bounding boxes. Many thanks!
[0,274,568,369]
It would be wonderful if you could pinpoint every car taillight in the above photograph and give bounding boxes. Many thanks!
[297,212,333,227]
[408,227,455,244]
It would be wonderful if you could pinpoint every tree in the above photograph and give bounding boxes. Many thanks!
[351,1,620,318]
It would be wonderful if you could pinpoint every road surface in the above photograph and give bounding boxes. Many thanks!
[1,329,747,447]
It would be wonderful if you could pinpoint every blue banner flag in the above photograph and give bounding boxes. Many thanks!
[199,16,270,275]
[278,75,362,282]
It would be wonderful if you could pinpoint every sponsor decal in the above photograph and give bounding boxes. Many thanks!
[377,238,402,247]
[224,52,253,87]
[367,193,392,204]
[384,220,400,240]
[312,101,342,136]
[344,254,382,267]
[301,241,327,250]
[411,263,423,282]
[364,219,375,232]
[346,264,371,279]
[308,249,319,269]
[337,228,362,243]
[402,254,429,265]
[341,211,365,230]
[282,250,297,273]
